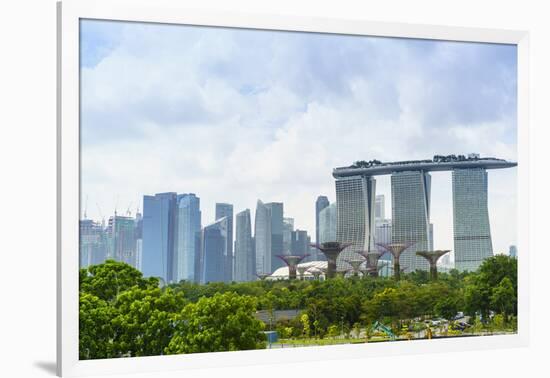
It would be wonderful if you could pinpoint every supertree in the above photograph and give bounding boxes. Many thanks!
[310,242,352,279]
[376,242,414,281]
[276,254,310,280]
[296,265,309,280]
[255,273,270,281]
[358,248,387,277]
[345,257,365,277]
[308,267,324,280]
[336,268,351,278]
[415,250,451,280]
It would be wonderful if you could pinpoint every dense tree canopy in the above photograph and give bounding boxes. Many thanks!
[79,255,517,358]
[166,292,265,354]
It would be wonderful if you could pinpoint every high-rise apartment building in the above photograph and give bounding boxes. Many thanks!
[235,209,255,282]
[391,171,431,272]
[199,217,228,284]
[335,176,376,268]
[315,196,330,245]
[453,168,493,271]
[142,192,178,282]
[174,194,201,282]
[215,203,233,282]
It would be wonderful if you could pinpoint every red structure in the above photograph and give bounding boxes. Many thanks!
[310,242,352,279]
[376,242,414,280]
[276,254,310,280]
[416,250,451,280]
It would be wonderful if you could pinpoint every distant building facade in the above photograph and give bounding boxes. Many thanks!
[174,194,201,282]
[215,203,233,282]
[199,217,228,283]
[254,200,272,274]
[375,194,385,220]
[107,215,137,268]
[452,168,493,272]
[235,209,255,282]
[79,219,108,268]
[391,171,431,272]
[315,196,330,244]
[266,202,284,272]
[509,245,517,258]
[335,176,376,268]
[142,192,178,282]
[318,203,337,244]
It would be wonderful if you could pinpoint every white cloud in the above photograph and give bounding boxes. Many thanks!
[80,20,518,254]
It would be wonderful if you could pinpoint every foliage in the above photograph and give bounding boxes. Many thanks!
[79,256,518,358]
[79,293,117,359]
[165,292,266,354]
[80,260,158,302]
[111,287,186,357]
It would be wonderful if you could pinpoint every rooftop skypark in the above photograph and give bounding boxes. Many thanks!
[333,154,517,178]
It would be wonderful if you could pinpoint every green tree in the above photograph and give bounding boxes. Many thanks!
[80,260,158,301]
[112,287,187,357]
[300,313,311,338]
[165,292,266,354]
[79,293,117,359]
[490,277,516,321]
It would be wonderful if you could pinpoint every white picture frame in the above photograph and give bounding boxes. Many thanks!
[57,0,530,376]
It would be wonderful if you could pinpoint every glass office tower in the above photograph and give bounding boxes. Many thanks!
[174,194,201,283]
[335,176,376,268]
[235,209,255,282]
[391,171,432,272]
[215,203,234,282]
[452,168,493,271]
[199,217,228,284]
[142,192,177,282]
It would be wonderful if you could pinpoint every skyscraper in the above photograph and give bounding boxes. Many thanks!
[142,192,177,282]
[174,194,201,283]
[282,217,294,254]
[453,168,493,271]
[375,194,385,220]
[509,245,517,258]
[374,219,392,261]
[107,215,137,268]
[391,171,431,272]
[315,196,330,244]
[215,203,233,282]
[318,203,337,244]
[266,202,284,272]
[235,209,255,282]
[134,211,143,271]
[199,217,228,284]
[254,200,271,275]
[291,230,309,256]
[335,176,376,268]
[79,219,108,268]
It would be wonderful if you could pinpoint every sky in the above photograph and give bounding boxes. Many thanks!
[79,19,518,255]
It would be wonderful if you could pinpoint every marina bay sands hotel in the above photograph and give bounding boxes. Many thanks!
[332,154,517,272]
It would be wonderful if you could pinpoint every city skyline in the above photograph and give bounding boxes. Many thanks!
[80,19,518,256]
